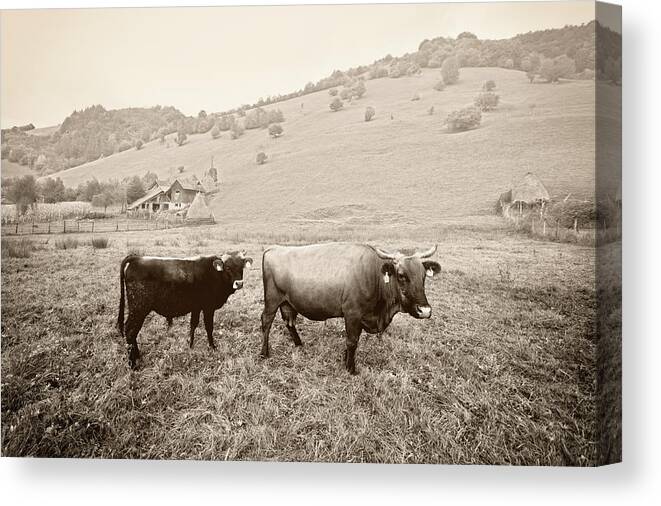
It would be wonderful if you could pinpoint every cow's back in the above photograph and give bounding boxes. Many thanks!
[263,243,378,319]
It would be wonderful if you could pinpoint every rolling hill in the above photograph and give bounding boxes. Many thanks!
[42,67,618,228]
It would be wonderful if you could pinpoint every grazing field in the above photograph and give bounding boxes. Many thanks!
[41,68,609,227]
[1,220,599,464]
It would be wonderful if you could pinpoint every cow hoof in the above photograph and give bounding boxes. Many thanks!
[260,350,270,359]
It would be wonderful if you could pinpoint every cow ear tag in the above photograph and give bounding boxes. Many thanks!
[213,260,224,272]
[245,261,252,269]
[426,268,434,278]
[384,272,390,283]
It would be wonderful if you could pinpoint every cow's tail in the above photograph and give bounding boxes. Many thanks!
[117,255,132,336]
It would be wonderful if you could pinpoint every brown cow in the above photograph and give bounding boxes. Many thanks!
[260,243,441,374]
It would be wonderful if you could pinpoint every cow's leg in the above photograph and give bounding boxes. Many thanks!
[189,309,200,348]
[125,310,148,369]
[260,307,277,358]
[280,302,302,347]
[343,316,363,375]
[260,274,282,359]
[203,309,216,349]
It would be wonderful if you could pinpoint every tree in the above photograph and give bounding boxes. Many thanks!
[340,88,352,100]
[39,177,65,203]
[604,56,621,85]
[198,110,207,119]
[230,122,245,140]
[268,124,283,138]
[526,71,536,84]
[446,106,482,132]
[428,106,435,115]
[457,31,478,40]
[177,166,185,174]
[126,176,145,204]
[34,154,48,172]
[91,192,113,213]
[441,56,460,85]
[352,80,366,98]
[9,175,38,215]
[211,125,221,139]
[364,106,375,122]
[539,55,576,83]
[483,80,496,91]
[176,130,188,146]
[135,139,143,150]
[329,88,338,96]
[329,97,344,112]
[433,80,445,91]
[474,92,500,111]
[256,152,267,165]
[206,167,218,182]
[118,140,132,152]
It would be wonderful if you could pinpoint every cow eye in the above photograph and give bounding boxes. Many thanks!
[398,273,407,282]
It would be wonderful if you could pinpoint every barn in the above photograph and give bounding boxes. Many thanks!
[128,176,207,213]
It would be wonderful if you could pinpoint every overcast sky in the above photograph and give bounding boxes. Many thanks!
[1,1,604,128]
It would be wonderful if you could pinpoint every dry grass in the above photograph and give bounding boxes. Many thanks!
[91,236,110,249]
[1,222,598,464]
[54,237,80,250]
[1,237,37,258]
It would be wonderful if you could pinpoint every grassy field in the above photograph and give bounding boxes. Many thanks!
[41,68,611,227]
[1,221,599,464]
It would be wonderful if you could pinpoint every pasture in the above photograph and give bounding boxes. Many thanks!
[1,219,598,464]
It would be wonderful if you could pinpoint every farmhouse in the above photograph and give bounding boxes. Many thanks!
[128,176,206,213]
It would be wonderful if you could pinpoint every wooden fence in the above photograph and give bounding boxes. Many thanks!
[2,216,188,236]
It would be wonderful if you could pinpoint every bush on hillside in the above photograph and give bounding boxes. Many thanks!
[364,106,375,122]
[329,98,344,112]
[135,139,143,150]
[268,124,283,138]
[340,88,352,101]
[118,140,132,152]
[176,131,187,146]
[256,152,267,165]
[539,55,576,83]
[446,106,482,132]
[329,88,338,97]
[441,56,460,85]
[211,126,221,139]
[352,81,366,99]
[474,92,500,111]
[411,93,421,101]
[230,122,244,140]
[428,106,435,115]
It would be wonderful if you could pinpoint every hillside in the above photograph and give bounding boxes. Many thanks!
[42,67,615,226]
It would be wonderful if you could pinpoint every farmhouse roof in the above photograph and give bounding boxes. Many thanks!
[185,191,214,221]
[175,176,206,192]
[128,186,164,209]
[511,172,550,204]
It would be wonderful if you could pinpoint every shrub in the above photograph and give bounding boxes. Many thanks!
[91,236,110,249]
[446,106,482,132]
[526,71,536,83]
[364,106,375,122]
[55,237,79,250]
[483,80,496,91]
[474,91,500,111]
[329,88,338,96]
[268,124,283,138]
[352,81,366,99]
[135,139,143,150]
[340,88,352,101]
[1,237,35,258]
[329,98,343,112]
[428,106,435,115]
[539,55,576,83]
[176,131,187,146]
[211,126,221,139]
[433,81,445,91]
[230,122,245,139]
[441,56,460,85]
[118,140,132,152]
[411,93,420,101]
[256,152,268,165]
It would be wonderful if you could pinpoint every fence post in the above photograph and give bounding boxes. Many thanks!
[531,217,535,235]
[92,220,95,233]
[116,221,119,232]
[15,222,18,234]
[543,219,547,236]
[48,222,51,234]
[64,220,66,233]
[573,217,578,235]
[555,220,559,240]
[77,221,80,233]
[32,220,35,234]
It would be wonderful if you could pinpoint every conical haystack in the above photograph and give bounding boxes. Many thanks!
[511,172,550,204]
[186,192,215,223]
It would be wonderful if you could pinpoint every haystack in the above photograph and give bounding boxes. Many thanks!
[511,172,550,205]
[185,192,215,223]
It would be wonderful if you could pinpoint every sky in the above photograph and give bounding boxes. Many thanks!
[0,1,603,128]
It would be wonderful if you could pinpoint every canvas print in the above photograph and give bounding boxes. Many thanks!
[0,1,621,465]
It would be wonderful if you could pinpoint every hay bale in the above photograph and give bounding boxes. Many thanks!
[511,172,550,204]
[185,192,215,223]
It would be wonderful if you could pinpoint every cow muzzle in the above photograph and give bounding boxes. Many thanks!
[414,305,432,319]
[233,280,244,290]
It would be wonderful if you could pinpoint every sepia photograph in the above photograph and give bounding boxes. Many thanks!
[1,1,621,466]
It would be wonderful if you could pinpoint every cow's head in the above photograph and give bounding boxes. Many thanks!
[212,250,253,291]
[375,244,441,319]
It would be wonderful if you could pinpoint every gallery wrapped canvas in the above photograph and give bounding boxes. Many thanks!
[0,1,621,465]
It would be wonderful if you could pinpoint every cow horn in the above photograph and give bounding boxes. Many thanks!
[221,253,231,263]
[374,247,402,261]
[415,245,437,258]
[238,250,247,259]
